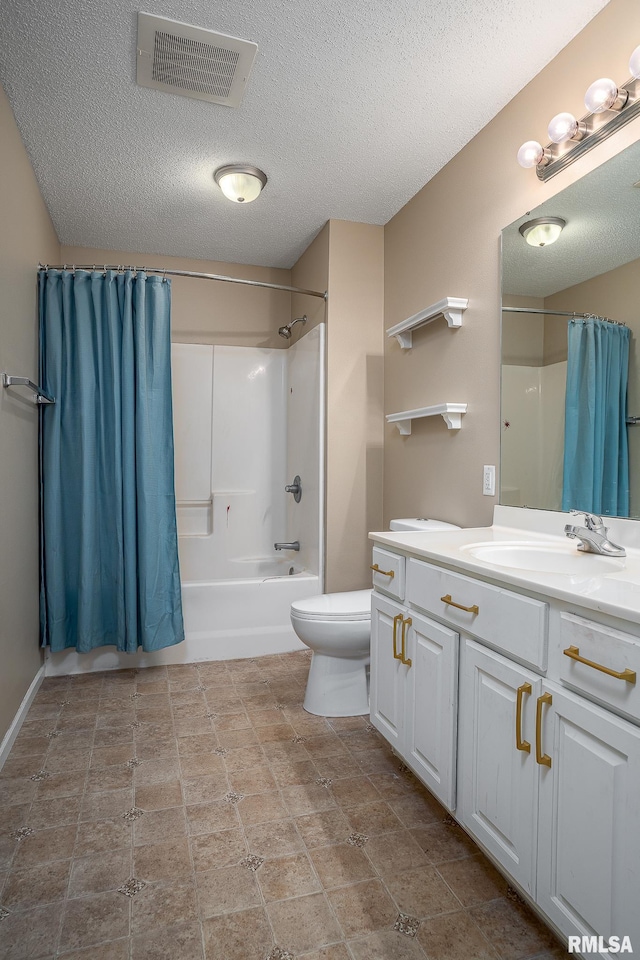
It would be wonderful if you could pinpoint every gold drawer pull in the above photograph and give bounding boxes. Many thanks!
[441,594,479,615]
[516,682,532,753]
[392,614,403,661]
[371,563,395,579]
[400,617,412,668]
[536,692,552,767]
[563,645,636,684]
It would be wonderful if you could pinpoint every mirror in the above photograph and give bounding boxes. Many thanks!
[501,139,640,519]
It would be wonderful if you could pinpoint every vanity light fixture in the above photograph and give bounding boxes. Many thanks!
[518,217,566,247]
[517,43,640,181]
[213,164,267,203]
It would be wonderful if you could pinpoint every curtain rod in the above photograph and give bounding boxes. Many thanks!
[39,264,327,300]
[502,306,625,325]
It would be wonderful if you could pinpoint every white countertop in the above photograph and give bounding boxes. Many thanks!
[370,507,640,624]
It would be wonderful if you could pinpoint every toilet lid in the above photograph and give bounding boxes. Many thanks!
[291,589,372,622]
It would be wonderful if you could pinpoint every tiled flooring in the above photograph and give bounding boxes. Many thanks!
[0,651,571,960]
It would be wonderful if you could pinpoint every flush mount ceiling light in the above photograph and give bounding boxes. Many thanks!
[213,164,267,203]
[518,217,566,247]
[517,43,640,181]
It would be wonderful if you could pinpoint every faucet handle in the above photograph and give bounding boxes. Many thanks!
[569,509,604,531]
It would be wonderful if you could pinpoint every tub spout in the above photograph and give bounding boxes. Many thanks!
[274,541,300,551]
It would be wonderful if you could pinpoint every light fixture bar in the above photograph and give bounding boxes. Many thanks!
[535,75,640,182]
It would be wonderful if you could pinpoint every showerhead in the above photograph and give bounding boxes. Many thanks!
[278,315,307,340]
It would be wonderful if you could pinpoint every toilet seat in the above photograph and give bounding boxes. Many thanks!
[291,589,371,622]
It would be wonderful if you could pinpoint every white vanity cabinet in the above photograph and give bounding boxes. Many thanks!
[536,682,640,950]
[369,533,640,955]
[370,588,459,810]
[457,639,541,896]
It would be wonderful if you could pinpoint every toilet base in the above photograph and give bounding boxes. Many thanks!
[303,651,370,717]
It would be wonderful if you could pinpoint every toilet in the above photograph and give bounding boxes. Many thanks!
[290,518,461,717]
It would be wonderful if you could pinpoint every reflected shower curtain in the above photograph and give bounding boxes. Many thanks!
[562,317,630,517]
[39,269,184,653]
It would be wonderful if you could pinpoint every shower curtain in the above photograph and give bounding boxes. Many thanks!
[39,269,184,653]
[562,317,630,517]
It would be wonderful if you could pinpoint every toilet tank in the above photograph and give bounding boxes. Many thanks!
[389,518,461,532]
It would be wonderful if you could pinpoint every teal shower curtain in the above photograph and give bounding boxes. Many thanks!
[39,269,184,653]
[562,317,630,518]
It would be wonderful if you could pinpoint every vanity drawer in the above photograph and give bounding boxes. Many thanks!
[371,546,405,600]
[558,613,640,723]
[406,558,548,670]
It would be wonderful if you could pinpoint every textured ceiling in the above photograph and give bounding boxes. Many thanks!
[0,0,609,268]
[502,137,640,299]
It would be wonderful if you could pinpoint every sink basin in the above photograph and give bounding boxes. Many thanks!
[461,541,625,576]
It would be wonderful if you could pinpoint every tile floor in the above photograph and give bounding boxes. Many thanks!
[0,650,572,960]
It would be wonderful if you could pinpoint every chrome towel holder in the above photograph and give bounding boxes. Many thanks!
[2,373,55,404]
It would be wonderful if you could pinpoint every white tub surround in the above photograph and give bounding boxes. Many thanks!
[369,505,640,952]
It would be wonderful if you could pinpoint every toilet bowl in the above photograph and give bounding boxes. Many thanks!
[291,590,372,717]
[291,518,461,717]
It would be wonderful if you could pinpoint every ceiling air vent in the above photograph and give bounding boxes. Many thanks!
[136,12,257,107]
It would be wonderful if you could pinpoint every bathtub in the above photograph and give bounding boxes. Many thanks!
[44,565,320,676]
[181,567,321,660]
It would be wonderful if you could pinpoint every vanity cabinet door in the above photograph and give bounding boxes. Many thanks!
[536,683,640,952]
[404,611,458,811]
[458,639,541,895]
[370,593,406,748]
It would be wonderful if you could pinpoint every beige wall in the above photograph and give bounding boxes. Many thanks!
[0,85,60,742]
[61,246,293,349]
[502,295,545,366]
[325,221,384,591]
[292,221,385,591]
[383,0,640,529]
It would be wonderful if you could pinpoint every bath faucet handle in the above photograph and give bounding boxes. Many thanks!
[285,475,302,503]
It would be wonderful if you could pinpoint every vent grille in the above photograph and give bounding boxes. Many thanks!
[152,31,240,99]
[137,13,257,108]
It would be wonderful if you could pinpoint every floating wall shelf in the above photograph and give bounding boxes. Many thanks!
[386,297,469,349]
[386,403,467,435]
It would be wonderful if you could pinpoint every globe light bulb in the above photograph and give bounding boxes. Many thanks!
[584,77,622,113]
[516,140,545,169]
[547,112,580,144]
[629,45,640,79]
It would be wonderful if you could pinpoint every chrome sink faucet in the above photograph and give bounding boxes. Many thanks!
[564,511,626,557]
[274,541,300,551]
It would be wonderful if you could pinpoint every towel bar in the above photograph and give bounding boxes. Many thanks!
[2,373,55,404]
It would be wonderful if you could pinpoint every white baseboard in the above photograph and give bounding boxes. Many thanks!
[0,666,45,770]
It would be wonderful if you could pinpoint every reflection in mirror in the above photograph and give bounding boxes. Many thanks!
[501,138,640,520]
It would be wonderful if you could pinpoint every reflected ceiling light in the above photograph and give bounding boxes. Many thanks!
[518,217,566,247]
[213,165,267,203]
[517,42,640,181]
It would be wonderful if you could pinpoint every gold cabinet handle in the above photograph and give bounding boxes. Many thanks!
[563,645,636,684]
[400,617,412,667]
[516,682,532,753]
[535,692,552,767]
[440,594,479,615]
[392,614,403,661]
[371,564,395,579]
